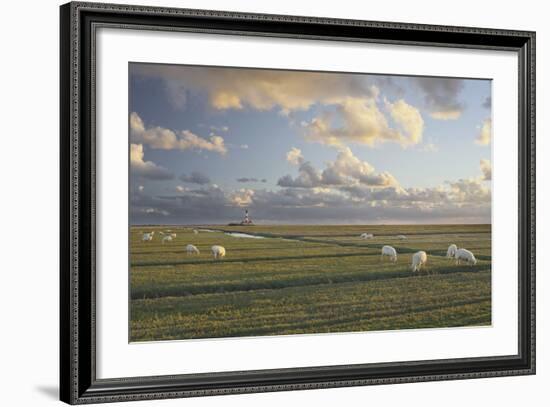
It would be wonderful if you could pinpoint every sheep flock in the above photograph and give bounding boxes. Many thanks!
[139,227,480,271]
[141,229,227,260]
[359,232,479,274]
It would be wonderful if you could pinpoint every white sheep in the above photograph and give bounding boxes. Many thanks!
[455,248,477,265]
[193,229,199,235]
[162,235,173,244]
[411,251,428,273]
[446,244,458,259]
[170,233,177,238]
[141,231,154,242]
[211,245,226,259]
[360,233,374,239]
[381,245,397,262]
[186,244,200,255]
[396,235,407,240]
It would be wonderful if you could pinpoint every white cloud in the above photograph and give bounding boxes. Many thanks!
[279,147,401,189]
[386,99,424,146]
[132,177,491,224]
[278,161,323,188]
[130,112,227,155]
[480,159,492,181]
[286,147,304,166]
[130,144,174,180]
[130,155,489,224]
[230,189,255,207]
[132,64,376,113]
[475,118,492,145]
[446,177,491,204]
[240,144,249,149]
[133,65,427,149]
[323,147,401,188]
[429,110,462,120]
[302,97,424,148]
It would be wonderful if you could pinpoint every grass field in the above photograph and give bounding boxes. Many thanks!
[130,224,491,342]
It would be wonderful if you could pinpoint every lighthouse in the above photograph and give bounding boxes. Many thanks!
[241,209,253,225]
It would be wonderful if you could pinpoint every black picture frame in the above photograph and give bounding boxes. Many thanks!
[60,2,536,404]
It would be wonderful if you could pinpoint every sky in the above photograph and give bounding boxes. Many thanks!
[129,63,492,225]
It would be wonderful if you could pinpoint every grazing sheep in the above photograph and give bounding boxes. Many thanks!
[360,233,374,239]
[381,245,397,262]
[170,233,177,238]
[141,232,154,242]
[396,235,407,240]
[455,248,477,265]
[411,251,428,273]
[211,245,226,259]
[162,235,173,244]
[446,244,458,259]
[186,244,200,255]
[193,229,199,235]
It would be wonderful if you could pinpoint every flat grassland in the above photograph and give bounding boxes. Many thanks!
[130,224,491,342]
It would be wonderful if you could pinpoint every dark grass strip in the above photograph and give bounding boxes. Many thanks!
[130,266,490,300]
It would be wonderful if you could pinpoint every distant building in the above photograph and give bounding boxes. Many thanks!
[241,209,253,225]
[228,209,254,226]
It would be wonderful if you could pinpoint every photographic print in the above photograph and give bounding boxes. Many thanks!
[129,63,492,342]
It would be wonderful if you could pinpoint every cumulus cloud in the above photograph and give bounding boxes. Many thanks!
[302,97,424,148]
[386,99,424,145]
[130,112,227,155]
[323,147,401,188]
[475,118,492,145]
[286,147,305,166]
[446,178,491,204]
[131,64,377,114]
[278,147,401,189]
[230,189,255,207]
[413,77,465,120]
[278,161,323,188]
[480,159,492,181]
[130,147,491,224]
[179,171,211,185]
[132,176,491,225]
[130,144,174,180]
[132,65,427,149]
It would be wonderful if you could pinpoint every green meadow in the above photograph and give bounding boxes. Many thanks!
[130,224,491,342]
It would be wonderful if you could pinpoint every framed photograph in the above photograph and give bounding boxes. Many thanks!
[60,1,535,404]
